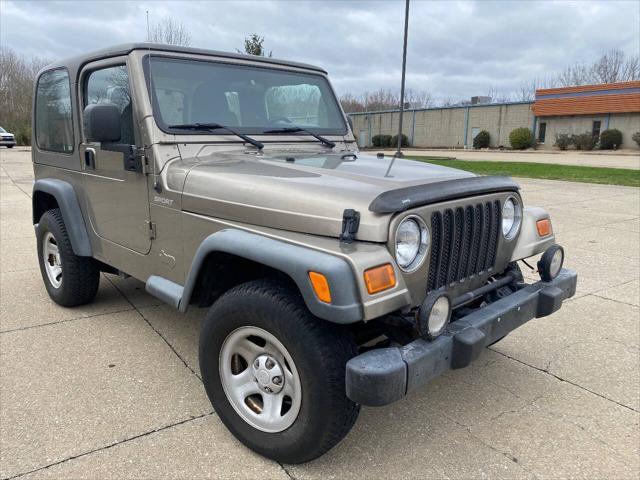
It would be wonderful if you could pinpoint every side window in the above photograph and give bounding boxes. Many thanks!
[85,66,134,144]
[35,69,74,153]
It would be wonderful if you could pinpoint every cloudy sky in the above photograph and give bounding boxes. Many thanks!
[1,0,638,102]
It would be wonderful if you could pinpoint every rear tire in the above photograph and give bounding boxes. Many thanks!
[199,279,360,464]
[36,208,100,307]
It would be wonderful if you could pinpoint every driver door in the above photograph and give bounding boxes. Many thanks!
[79,59,151,254]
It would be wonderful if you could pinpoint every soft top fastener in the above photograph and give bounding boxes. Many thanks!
[369,176,520,214]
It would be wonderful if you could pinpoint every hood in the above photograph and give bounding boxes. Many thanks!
[179,149,475,242]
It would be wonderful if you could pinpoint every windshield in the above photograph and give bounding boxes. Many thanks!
[0,127,6,133]
[145,56,347,136]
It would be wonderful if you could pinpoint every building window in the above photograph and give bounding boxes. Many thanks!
[538,122,547,144]
[592,120,601,138]
[35,69,74,153]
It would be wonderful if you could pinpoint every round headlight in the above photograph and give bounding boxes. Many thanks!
[395,216,429,272]
[538,245,564,281]
[502,197,522,240]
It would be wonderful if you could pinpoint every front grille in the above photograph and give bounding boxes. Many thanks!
[427,200,501,292]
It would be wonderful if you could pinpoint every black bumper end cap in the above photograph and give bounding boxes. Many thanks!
[346,348,406,406]
[537,285,564,317]
[451,327,486,369]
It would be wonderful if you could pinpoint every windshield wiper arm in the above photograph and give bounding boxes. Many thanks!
[169,123,264,150]
[262,127,336,148]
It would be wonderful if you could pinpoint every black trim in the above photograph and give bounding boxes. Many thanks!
[346,267,577,406]
[369,176,520,213]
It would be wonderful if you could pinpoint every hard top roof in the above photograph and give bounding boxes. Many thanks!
[40,43,327,80]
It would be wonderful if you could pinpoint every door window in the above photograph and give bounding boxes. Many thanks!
[85,66,135,144]
[592,120,601,138]
[538,122,547,143]
[35,69,74,153]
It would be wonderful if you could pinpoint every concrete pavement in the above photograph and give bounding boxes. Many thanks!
[376,148,640,170]
[1,147,639,479]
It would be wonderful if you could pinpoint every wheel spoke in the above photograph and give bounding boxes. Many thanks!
[47,243,59,255]
[51,266,62,281]
[236,338,264,362]
[228,368,260,399]
[262,393,283,419]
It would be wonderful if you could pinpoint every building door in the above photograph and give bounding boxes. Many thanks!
[538,122,547,144]
[592,120,601,138]
[79,60,151,255]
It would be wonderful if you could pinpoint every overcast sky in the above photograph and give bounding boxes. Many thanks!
[1,0,638,102]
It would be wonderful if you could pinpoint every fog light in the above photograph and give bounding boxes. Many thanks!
[537,245,564,282]
[418,292,451,340]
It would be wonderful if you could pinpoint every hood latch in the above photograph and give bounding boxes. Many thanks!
[340,209,360,244]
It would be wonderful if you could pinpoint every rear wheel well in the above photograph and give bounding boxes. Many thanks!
[32,191,59,224]
[189,252,301,308]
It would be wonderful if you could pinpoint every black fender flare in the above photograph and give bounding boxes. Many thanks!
[32,179,92,256]
[179,229,363,323]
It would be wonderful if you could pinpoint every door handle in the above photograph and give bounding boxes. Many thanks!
[84,148,96,170]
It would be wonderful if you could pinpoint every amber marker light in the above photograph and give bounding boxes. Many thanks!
[364,264,397,294]
[309,272,332,303]
[537,218,552,237]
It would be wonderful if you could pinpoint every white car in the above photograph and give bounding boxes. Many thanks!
[0,127,16,148]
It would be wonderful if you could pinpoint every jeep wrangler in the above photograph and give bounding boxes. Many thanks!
[31,43,577,464]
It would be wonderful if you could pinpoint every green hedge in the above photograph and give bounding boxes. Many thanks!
[509,128,533,150]
[599,129,623,150]
[473,130,490,149]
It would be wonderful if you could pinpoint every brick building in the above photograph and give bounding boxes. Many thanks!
[348,81,640,150]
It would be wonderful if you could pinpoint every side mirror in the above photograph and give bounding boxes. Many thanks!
[83,103,121,143]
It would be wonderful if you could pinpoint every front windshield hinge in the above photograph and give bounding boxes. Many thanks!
[340,209,360,244]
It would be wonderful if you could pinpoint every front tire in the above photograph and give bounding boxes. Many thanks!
[199,279,360,464]
[36,208,100,307]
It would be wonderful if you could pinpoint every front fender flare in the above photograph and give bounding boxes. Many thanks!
[180,229,363,323]
[32,179,92,256]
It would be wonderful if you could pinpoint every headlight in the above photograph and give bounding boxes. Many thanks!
[395,216,429,272]
[502,196,522,240]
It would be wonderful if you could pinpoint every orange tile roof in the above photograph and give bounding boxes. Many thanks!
[533,82,640,116]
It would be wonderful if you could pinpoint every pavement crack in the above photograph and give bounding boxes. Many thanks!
[105,275,202,380]
[4,412,215,480]
[0,307,136,335]
[489,348,639,413]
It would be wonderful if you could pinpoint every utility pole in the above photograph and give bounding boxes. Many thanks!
[386,0,410,177]
[146,10,150,42]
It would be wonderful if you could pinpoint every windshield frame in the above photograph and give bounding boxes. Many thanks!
[142,54,348,137]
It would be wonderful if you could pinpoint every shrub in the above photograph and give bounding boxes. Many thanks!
[509,128,533,150]
[15,126,31,146]
[633,131,640,147]
[390,133,410,148]
[572,132,597,151]
[554,133,573,151]
[371,134,392,148]
[599,129,623,150]
[473,130,491,149]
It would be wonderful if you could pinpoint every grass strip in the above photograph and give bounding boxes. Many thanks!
[405,157,640,187]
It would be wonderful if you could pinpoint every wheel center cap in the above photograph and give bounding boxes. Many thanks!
[256,369,270,386]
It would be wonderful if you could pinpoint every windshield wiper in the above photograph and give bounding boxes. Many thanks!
[168,123,264,150]
[262,127,336,148]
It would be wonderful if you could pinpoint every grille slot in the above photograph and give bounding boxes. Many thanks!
[426,200,502,292]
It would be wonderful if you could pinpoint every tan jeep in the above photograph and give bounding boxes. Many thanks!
[31,43,577,463]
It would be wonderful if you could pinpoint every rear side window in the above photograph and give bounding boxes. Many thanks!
[35,69,74,153]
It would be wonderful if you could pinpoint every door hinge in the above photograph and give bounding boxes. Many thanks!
[147,221,157,240]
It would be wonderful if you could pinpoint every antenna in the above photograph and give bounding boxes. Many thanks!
[385,0,410,177]
[146,11,160,191]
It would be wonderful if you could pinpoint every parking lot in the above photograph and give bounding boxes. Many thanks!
[1,147,638,479]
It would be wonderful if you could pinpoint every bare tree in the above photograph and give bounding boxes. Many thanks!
[238,34,272,57]
[556,50,639,86]
[148,17,192,46]
[0,47,50,144]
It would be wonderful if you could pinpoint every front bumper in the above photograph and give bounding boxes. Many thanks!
[0,139,16,146]
[346,268,578,406]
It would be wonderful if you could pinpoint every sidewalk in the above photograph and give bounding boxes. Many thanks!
[374,148,640,170]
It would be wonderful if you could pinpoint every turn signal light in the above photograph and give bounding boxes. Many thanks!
[537,218,552,237]
[364,264,396,294]
[309,272,332,303]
